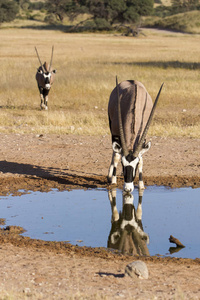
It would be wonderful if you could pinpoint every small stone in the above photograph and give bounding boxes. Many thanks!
[34,277,46,284]
[125,261,148,280]
[23,288,31,295]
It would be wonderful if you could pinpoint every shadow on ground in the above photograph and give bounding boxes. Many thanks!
[0,160,107,191]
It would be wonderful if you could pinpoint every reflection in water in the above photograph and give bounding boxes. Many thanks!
[107,189,149,256]
[169,246,183,255]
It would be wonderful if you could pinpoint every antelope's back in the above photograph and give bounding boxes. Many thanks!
[108,80,153,150]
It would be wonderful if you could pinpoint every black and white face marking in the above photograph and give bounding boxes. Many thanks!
[38,69,56,90]
[122,153,139,193]
[43,72,51,89]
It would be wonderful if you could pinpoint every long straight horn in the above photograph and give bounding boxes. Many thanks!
[133,83,164,157]
[116,76,129,157]
[49,45,54,72]
[35,47,45,73]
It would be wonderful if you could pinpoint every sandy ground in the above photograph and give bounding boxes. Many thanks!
[0,133,200,299]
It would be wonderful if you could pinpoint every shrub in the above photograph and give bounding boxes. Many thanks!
[0,0,19,23]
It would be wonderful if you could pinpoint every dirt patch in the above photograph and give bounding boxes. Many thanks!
[0,133,199,299]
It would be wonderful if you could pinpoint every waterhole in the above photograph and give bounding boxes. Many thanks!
[0,186,199,259]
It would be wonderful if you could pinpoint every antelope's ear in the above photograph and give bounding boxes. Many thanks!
[112,141,122,154]
[139,141,151,157]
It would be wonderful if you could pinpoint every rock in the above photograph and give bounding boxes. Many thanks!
[4,225,26,234]
[125,261,148,280]
[23,288,31,295]
[169,235,185,248]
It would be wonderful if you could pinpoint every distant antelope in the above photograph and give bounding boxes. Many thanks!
[108,77,163,192]
[35,46,56,110]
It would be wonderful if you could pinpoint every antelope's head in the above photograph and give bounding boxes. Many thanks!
[35,46,56,90]
[115,77,164,193]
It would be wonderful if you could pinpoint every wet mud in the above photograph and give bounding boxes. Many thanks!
[1,225,200,266]
[0,174,199,197]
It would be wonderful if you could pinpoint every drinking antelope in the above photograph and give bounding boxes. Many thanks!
[108,77,163,192]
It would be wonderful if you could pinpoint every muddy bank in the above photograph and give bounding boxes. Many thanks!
[1,225,200,266]
[0,134,199,195]
[0,173,199,197]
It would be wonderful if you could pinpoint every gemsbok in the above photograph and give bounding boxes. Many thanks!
[35,46,56,110]
[108,77,163,193]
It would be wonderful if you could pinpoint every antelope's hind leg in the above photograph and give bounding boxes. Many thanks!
[108,150,121,184]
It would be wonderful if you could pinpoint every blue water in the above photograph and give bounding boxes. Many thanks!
[0,187,199,259]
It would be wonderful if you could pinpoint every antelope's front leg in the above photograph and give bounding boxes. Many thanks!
[108,151,121,184]
[40,94,44,109]
[138,156,145,190]
[43,89,49,110]
[44,95,48,110]
[39,87,45,110]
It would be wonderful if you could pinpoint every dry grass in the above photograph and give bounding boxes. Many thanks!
[0,28,199,138]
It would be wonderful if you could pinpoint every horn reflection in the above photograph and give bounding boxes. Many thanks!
[107,188,149,256]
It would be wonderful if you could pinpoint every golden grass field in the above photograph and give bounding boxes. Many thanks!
[0,27,199,138]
